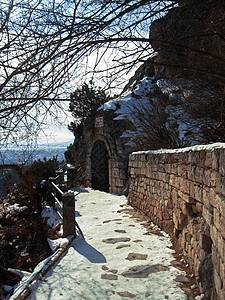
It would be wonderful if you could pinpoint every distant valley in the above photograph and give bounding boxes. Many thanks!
[0,140,73,165]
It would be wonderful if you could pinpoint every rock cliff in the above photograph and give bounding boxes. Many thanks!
[117,0,225,150]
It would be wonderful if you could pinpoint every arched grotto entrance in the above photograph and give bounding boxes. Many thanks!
[91,140,109,192]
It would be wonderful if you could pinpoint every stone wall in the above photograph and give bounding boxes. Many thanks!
[128,144,225,299]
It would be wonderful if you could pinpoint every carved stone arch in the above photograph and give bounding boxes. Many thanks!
[88,135,114,193]
[90,134,113,159]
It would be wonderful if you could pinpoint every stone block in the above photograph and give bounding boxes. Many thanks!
[221,176,225,196]
[210,171,217,188]
[137,168,143,176]
[187,151,195,165]
[211,149,220,171]
[219,149,225,176]
[130,167,135,175]
[129,154,135,161]
[180,200,188,215]
[146,166,151,178]
[214,269,222,297]
[203,169,211,187]
[203,206,213,225]
[111,178,116,188]
[180,177,190,194]
[187,165,195,181]
[189,181,195,198]
[194,166,204,184]
[158,163,166,173]
[161,172,169,183]
[140,167,146,175]
[199,151,206,167]
[202,187,210,208]
[194,184,203,202]
[177,164,183,176]
[205,151,212,168]
[112,168,120,177]
[173,213,180,230]
[217,232,224,261]
[219,259,224,286]
[169,174,176,187]
[163,182,169,191]
[214,174,223,195]
[138,161,143,168]
[167,198,173,209]
[196,202,203,213]
[170,163,177,175]
[215,194,225,218]
[116,178,124,188]
[210,225,218,247]
[178,211,187,226]
[213,208,220,231]
[183,165,188,179]
[181,193,190,203]
[171,188,178,202]
[180,236,186,249]
[134,160,138,168]
[188,244,192,257]
[209,188,218,208]
[191,203,198,214]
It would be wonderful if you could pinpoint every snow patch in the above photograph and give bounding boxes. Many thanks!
[42,206,62,228]
[47,237,71,252]
[5,203,28,213]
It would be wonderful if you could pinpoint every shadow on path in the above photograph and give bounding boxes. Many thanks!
[72,236,106,263]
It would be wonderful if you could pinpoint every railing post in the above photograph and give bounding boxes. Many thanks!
[62,192,75,237]
[55,169,64,184]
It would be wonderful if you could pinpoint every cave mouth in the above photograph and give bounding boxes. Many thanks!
[91,140,109,192]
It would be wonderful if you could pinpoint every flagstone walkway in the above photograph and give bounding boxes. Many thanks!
[25,188,200,300]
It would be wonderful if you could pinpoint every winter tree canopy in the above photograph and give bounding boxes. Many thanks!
[0,0,224,146]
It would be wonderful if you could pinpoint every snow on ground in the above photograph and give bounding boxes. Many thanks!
[10,188,194,300]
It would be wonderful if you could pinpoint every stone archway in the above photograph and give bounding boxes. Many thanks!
[91,140,109,192]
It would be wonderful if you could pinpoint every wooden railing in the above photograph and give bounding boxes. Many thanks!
[50,179,84,238]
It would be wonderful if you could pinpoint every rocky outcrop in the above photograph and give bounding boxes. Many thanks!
[149,0,225,84]
[117,0,225,149]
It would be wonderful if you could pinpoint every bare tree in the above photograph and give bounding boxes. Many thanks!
[0,0,224,147]
[0,0,178,145]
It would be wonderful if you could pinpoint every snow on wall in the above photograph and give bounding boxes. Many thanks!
[132,142,225,155]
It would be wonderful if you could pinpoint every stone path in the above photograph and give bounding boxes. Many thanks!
[27,188,200,300]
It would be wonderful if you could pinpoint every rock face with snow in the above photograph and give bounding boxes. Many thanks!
[111,0,225,150]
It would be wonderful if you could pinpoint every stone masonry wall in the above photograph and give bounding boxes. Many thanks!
[128,144,225,299]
